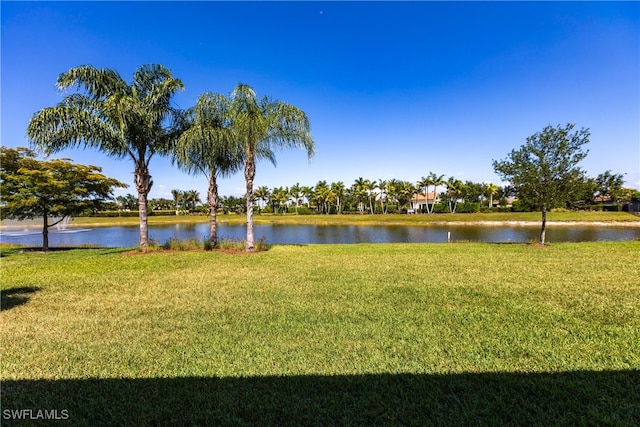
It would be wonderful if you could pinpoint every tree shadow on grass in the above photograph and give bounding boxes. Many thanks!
[1,286,41,311]
[2,370,638,425]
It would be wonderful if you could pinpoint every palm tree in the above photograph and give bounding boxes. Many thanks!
[365,179,378,214]
[394,180,416,213]
[183,190,201,212]
[254,185,271,214]
[352,177,370,214]
[173,92,244,247]
[171,189,183,215]
[270,186,289,214]
[377,179,390,214]
[417,176,430,213]
[289,183,303,213]
[314,180,331,214]
[426,172,445,214]
[27,64,184,249]
[445,177,464,213]
[331,181,346,214]
[301,185,314,208]
[485,183,500,209]
[230,84,314,250]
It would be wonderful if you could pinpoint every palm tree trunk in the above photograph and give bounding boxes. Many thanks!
[245,155,256,251]
[208,172,218,248]
[134,164,152,250]
[540,207,547,245]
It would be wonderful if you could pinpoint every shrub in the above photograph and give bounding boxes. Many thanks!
[456,202,480,213]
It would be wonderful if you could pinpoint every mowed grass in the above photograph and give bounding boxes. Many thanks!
[1,242,639,425]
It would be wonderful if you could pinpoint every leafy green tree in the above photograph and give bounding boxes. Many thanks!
[173,92,245,246]
[116,193,138,211]
[493,123,590,244]
[595,171,626,204]
[27,64,184,249]
[230,84,314,250]
[0,147,126,250]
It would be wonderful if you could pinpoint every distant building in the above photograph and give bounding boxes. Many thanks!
[410,192,440,211]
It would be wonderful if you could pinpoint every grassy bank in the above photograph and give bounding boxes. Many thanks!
[5,210,638,229]
[1,242,639,424]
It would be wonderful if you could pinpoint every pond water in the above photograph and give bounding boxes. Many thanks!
[1,222,638,248]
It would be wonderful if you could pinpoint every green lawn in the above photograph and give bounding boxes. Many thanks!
[1,242,639,425]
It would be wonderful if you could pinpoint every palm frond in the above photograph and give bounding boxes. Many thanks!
[57,65,128,99]
[27,105,126,158]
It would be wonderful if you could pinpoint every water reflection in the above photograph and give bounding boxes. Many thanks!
[1,223,638,248]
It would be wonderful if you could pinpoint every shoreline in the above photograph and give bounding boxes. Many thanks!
[2,219,639,230]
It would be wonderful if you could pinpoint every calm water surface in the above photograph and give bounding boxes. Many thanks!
[1,222,638,247]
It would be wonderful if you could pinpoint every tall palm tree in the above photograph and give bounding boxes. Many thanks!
[393,180,416,213]
[331,181,346,214]
[230,84,314,250]
[417,176,430,213]
[289,183,303,213]
[270,186,290,214]
[171,189,183,215]
[352,177,370,214]
[27,64,184,249]
[377,179,390,214]
[173,92,244,247]
[314,180,331,214]
[301,185,314,208]
[425,172,445,214]
[364,179,378,214]
[485,183,500,209]
[183,190,201,212]
[254,185,271,214]
[445,177,464,213]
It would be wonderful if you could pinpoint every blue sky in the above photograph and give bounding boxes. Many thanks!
[2,1,639,200]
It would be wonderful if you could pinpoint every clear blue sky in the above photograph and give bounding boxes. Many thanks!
[2,1,639,200]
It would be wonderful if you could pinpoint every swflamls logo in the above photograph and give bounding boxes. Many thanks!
[2,409,69,420]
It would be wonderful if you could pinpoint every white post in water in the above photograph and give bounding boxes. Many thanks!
[447,231,451,243]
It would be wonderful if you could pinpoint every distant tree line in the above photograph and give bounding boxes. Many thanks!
[103,167,634,219]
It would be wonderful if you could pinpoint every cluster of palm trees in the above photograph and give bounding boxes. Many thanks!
[252,176,508,215]
[170,189,201,214]
[27,64,314,250]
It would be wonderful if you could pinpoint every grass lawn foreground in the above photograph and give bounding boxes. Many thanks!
[1,241,639,425]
